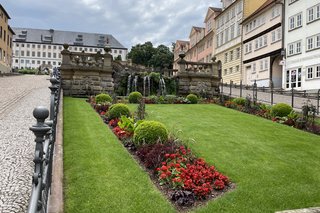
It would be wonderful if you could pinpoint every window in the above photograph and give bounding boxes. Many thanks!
[32,44,35,48]
[224,52,228,63]
[48,45,51,49]
[230,51,233,61]
[236,47,240,59]
[42,52,46,57]
[289,13,302,30]
[307,37,314,50]
[27,44,30,48]
[317,65,320,78]
[48,52,51,58]
[37,44,41,48]
[26,51,30,56]
[271,6,280,19]
[307,67,313,79]
[287,41,302,56]
[260,60,263,70]
[53,61,56,65]
[236,65,240,72]
[224,69,227,75]
[252,63,256,73]
[37,52,41,57]
[307,3,320,23]
[230,24,235,39]
[21,51,24,56]
[229,67,233,74]
[53,46,56,50]
[32,60,35,64]
[32,51,35,57]
[37,61,40,64]
[53,53,57,58]
[43,45,46,49]
[289,0,298,4]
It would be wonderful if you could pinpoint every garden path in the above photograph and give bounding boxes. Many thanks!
[0,75,50,212]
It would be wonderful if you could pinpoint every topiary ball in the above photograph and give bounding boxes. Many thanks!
[271,103,293,117]
[108,103,130,119]
[133,121,168,146]
[128,91,143,103]
[95,93,112,104]
[186,94,198,104]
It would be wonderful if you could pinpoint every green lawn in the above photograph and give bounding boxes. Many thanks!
[63,98,174,213]
[145,104,320,213]
[64,99,320,213]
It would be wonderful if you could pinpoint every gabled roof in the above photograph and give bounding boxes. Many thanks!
[189,26,205,38]
[12,27,127,49]
[242,0,276,24]
[204,7,222,22]
[0,4,11,19]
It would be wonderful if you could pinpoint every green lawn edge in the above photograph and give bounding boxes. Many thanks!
[145,104,320,213]
[63,98,175,213]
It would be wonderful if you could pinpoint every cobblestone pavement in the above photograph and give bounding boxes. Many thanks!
[221,86,319,112]
[0,75,50,212]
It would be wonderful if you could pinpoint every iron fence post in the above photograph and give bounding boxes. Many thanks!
[28,107,51,213]
[291,88,294,108]
[317,89,320,115]
[271,81,274,105]
[240,80,242,97]
[229,80,233,98]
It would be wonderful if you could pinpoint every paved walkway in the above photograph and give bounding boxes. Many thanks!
[221,86,319,112]
[0,75,50,213]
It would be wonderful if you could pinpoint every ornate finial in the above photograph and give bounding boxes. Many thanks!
[178,51,186,60]
[33,106,49,123]
[104,45,111,53]
[63,43,69,50]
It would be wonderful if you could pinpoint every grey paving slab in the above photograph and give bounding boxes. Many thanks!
[0,75,50,212]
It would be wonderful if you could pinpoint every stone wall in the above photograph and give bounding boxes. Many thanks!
[176,53,221,97]
[60,44,114,96]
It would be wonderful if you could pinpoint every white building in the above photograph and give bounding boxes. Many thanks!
[284,0,320,91]
[242,0,283,87]
[12,28,128,69]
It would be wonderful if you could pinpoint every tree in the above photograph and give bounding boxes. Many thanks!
[114,55,122,61]
[127,41,155,67]
[149,45,174,69]
[128,42,173,69]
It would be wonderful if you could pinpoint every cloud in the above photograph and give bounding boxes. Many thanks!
[2,0,221,49]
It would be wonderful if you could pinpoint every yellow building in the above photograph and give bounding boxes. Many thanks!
[214,0,268,84]
[0,4,14,74]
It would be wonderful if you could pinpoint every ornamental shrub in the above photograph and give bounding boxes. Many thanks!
[95,93,112,104]
[133,121,168,146]
[186,94,198,104]
[108,103,130,119]
[232,97,246,106]
[271,103,293,117]
[128,91,143,103]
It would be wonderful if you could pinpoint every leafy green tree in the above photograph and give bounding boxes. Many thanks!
[128,42,173,69]
[128,41,155,67]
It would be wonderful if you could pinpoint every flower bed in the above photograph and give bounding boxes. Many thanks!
[88,96,234,211]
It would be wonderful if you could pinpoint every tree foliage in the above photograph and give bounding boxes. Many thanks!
[128,42,173,69]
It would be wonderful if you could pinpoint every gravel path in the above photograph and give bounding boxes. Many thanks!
[0,75,50,213]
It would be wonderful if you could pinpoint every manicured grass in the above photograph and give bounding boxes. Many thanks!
[63,98,174,213]
[145,104,320,213]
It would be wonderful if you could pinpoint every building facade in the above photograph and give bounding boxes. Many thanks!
[214,0,268,84]
[242,0,283,87]
[214,0,243,83]
[0,4,14,73]
[173,7,221,69]
[284,0,320,91]
[12,28,128,70]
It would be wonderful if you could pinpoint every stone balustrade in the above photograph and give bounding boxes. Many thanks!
[176,52,220,97]
[60,44,114,96]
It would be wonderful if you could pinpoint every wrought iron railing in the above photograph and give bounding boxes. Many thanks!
[28,69,61,213]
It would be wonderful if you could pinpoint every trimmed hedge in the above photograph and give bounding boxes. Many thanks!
[133,121,168,146]
[108,103,130,119]
[95,93,112,104]
[271,103,293,117]
[186,94,198,104]
[129,92,143,103]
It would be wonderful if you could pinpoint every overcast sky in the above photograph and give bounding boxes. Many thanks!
[2,0,221,49]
